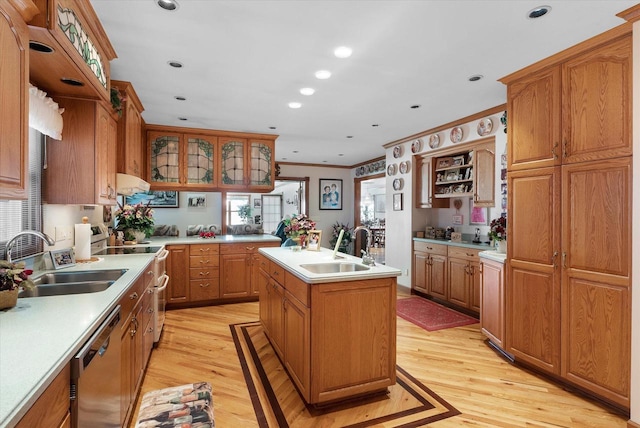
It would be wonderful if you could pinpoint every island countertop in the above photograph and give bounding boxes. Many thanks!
[259,247,401,284]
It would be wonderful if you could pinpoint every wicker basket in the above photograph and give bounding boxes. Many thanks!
[0,288,18,310]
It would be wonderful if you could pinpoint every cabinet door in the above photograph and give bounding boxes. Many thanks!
[96,104,117,205]
[185,134,217,187]
[250,253,261,296]
[469,261,481,312]
[561,158,631,407]
[0,3,29,199]
[507,167,561,374]
[124,100,143,177]
[412,251,428,293]
[189,277,220,301]
[148,131,183,186]
[415,156,447,209]
[131,302,145,394]
[448,257,469,308]
[284,292,310,400]
[269,280,285,359]
[507,66,561,171]
[428,254,447,300]
[473,144,495,207]
[258,267,271,332]
[480,259,504,348]
[220,253,251,298]
[219,137,247,188]
[120,312,133,424]
[248,139,275,190]
[166,245,189,303]
[562,36,631,164]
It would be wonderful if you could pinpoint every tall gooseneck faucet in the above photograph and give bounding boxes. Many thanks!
[353,225,375,266]
[6,230,56,263]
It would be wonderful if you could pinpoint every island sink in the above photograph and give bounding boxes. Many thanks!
[299,262,370,274]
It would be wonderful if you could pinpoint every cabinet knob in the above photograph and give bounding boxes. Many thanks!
[130,292,139,300]
[147,307,154,314]
[552,251,559,268]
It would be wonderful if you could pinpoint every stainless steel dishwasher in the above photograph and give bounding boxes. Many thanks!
[71,306,121,428]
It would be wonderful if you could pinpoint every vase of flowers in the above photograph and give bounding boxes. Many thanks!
[115,202,155,243]
[489,215,507,253]
[330,222,353,254]
[0,260,35,309]
[282,214,316,247]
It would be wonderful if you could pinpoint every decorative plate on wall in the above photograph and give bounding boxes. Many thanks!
[411,139,422,153]
[387,163,397,176]
[393,145,403,158]
[399,161,410,174]
[450,127,463,143]
[477,118,493,136]
[393,178,404,191]
[429,133,441,149]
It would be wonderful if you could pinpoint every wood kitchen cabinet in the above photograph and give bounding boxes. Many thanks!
[414,156,447,208]
[166,244,189,304]
[480,255,506,350]
[447,247,481,312]
[258,257,285,358]
[0,0,35,200]
[220,242,279,299]
[43,98,117,205]
[112,80,145,178]
[189,243,220,301]
[15,363,70,428]
[219,137,275,191]
[501,27,632,409]
[412,241,447,300]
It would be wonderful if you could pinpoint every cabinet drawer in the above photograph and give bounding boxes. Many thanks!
[270,263,285,283]
[118,274,146,318]
[414,241,447,255]
[257,253,269,271]
[189,267,219,279]
[220,243,259,254]
[190,278,220,301]
[448,246,481,261]
[284,271,309,307]
[190,243,219,255]
[189,255,220,268]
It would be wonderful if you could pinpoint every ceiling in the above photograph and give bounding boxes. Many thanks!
[90,0,636,167]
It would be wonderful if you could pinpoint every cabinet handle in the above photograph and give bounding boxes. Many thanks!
[478,263,483,274]
[551,142,559,159]
[246,246,255,251]
[551,251,558,268]
[147,288,154,294]
[562,140,568,159]
[200,283,210,288]
[130,292,139,300]
[562,252,567,269]
[147,307,154,314]
[199,271,210,276]
[148,327,154,333]
[200,248,209,252]
[426,246,433,250]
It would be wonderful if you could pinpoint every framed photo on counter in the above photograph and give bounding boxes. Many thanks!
[307,230,322,251]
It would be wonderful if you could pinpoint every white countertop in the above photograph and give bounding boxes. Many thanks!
[479,250,507,263]
[0,254,156,427]
[259,247,401,284]
[147,234,281,246]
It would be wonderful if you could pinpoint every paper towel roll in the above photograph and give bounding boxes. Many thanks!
[75,222,91,261]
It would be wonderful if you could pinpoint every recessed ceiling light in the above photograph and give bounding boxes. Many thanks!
[346,136,353,139]
[178,117,187,121]
[410,104,421,109]
[334,46,352,58]
[293,150,299,153]
[322,160,328,163]
[372,124,379,127]
[468,74,483,82]
[156,0,179,11]
[527,5,551,19]
[269,126,277,130]
[174,96,186,101]
[282,157,287,160]
[168,60,183,68]
[338,154,344,156]
[300,87,315,96]
[288,102,302,109]
[315,70,331,80]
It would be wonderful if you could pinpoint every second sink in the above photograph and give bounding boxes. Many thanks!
[300,262,370,274]
[32,269,127,284]
[20,281,115,297]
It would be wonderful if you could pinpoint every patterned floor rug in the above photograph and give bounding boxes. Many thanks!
[230,321,460,427]
[396,297,478,332]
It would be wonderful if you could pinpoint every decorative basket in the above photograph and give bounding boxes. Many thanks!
[0,289,19,310]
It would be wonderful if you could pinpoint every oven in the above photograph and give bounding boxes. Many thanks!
[153,249,169,343]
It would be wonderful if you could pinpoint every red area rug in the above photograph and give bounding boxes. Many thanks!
[397,297,478,331]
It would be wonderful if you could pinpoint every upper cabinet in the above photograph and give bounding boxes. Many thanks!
[27,0,116,103]
[219,138,275,191]
[44,98,117,205]
[112,80,145,178]
[503,32,631,171]
[146,126,277,192]
[0,0,37,200]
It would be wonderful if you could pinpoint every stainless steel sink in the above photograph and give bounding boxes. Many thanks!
[299,262,370,274]
[19,269,127,298]
[32,269,127,284]
[20,281,115,297]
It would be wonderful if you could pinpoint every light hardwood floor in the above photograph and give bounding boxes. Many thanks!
[130,288,628,427]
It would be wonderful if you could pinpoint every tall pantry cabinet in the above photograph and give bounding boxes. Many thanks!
[500,28,632,409]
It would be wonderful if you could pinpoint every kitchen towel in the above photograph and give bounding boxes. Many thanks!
[75,221,91,261]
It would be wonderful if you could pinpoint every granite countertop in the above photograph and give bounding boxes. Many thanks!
[0,254,157,427]
[413,236,493,250]
[259,247,401,284]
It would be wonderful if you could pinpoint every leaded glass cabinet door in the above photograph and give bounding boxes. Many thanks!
[219,137,247,188]
[186,134,217,187]
[148,132,182,186]
[249,139,275,190]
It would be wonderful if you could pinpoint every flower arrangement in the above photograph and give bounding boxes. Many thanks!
[199,231,215,239]
[489,216,507,241]
[0,260,35,292]
[330,222,353,247]
[282,214,316,238]
[115,202,155,238]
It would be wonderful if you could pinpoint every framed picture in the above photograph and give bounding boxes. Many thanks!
[307,230,322,251]
[319,179,342,210]
[50,248,76,269]
[452,214,463,225]
[469,199,488,225]
[253,198,261,208]
[393,193,403,211]
[436,157,453,169]
[187,194,206,207]
[125,191,179,208]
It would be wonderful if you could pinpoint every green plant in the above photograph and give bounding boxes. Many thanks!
[329,222,353,248]
[0,260,35,292]
[115,202,155,237]
[238,204,252,223]
[110,87,125,117]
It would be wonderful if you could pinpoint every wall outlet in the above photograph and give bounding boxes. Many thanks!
[55,225,73,241]
[403,268,409,276]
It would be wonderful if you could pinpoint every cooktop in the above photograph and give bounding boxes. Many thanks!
[94,246,162,256]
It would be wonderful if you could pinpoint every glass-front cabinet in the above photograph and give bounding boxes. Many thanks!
[219,138,275,191]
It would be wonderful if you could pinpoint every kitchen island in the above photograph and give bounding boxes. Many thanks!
[258,247,401,405]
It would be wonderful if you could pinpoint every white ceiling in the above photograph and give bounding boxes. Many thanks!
[90,0,636,166]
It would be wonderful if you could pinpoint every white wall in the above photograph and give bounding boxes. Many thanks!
[43,204,106,251]
[150,192,222,235]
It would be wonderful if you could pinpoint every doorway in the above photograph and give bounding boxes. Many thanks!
[354,173,385,264]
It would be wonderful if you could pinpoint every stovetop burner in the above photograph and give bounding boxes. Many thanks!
[93,246,162,256]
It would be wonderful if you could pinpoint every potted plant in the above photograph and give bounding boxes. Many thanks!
[0,260,35,309]
[115,202,155,243]
[489,215,507,253]
[282,214,316,247]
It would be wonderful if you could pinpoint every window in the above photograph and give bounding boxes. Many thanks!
[226,194,250,225]
[0,128,44,259]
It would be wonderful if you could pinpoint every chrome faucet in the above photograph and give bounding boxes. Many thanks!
[6,230,56,263]
[354,225,375,266]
